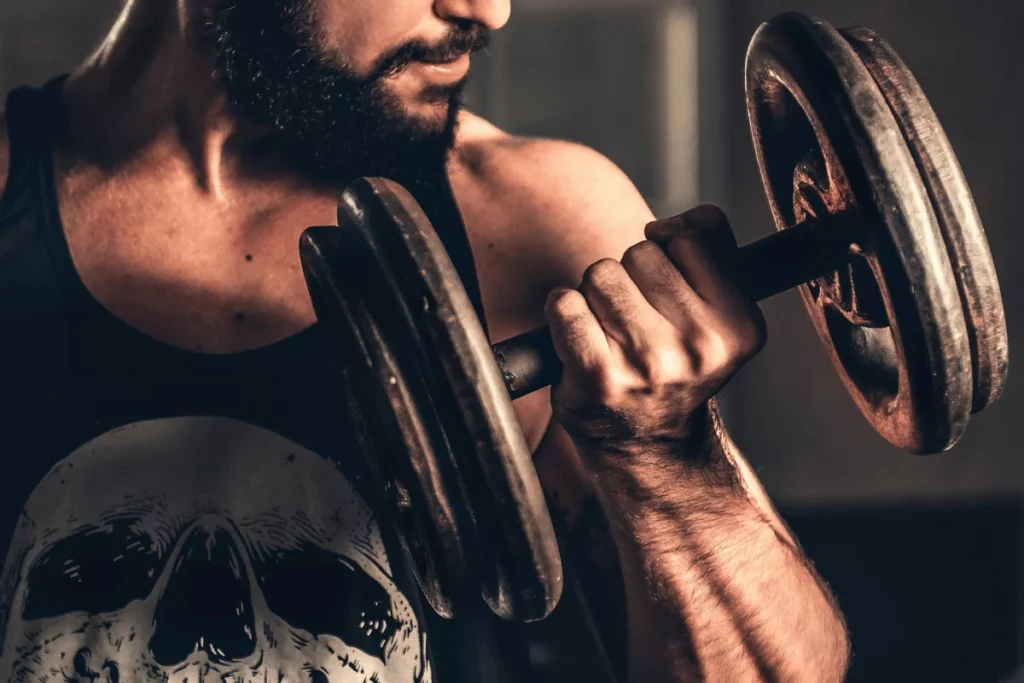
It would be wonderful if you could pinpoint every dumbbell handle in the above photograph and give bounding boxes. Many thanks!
[492,216,859,399]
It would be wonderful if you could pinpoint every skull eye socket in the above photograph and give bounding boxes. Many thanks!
[22,519,164,621]
[254,543,399,661]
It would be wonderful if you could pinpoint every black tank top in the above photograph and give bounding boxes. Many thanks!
[0,79,530,683]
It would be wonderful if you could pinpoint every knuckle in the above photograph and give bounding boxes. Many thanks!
[701,331,735,372]
[592,364,634,405]
[730,307,769,358]
[621,240,662,270]
[544,287,583,319]
[645,343,692,387]
[665,228,706,258]
[582,258,625,288]
[683,204,738,251]
[700,315,767,373]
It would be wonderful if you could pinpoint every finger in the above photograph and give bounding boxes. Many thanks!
[620,240,702,331]
[645,204,737,251]
[577,258,666,351]
[543,287,609,373]
[645,205,746,311]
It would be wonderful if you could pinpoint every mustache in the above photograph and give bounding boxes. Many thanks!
[374,25,492,78]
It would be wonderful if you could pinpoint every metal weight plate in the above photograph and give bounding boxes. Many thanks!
[745,13,974,454]
[302,178,562,622]
[301,224,469,620]
[839,26,1009,414]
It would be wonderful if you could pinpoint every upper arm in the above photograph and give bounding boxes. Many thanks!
[492,138,657,293]
[477,134,658,469]
[454,131,659,444]
[454,134,658,443]
[467,137,651,671]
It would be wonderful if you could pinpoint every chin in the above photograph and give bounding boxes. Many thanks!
[398,97,461,139]
[408,104,455,136]
[383,75,464,128]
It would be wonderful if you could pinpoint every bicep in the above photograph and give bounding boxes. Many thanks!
[494,138,662,453]
[531,141,657,280]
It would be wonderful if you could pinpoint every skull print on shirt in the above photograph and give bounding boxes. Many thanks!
[0,416,432,683]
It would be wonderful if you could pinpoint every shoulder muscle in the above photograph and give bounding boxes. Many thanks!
[452,124,655,317]
[450,120,656,451]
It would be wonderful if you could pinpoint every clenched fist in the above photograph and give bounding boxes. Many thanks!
[543,205,766,451]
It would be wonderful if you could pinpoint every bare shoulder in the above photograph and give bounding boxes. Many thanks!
[450,112,655,333]
[449,113,655,502]
[452,112,654,247]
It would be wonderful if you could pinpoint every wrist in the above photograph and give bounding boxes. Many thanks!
[573,402,740,493]
[588,447,749,530]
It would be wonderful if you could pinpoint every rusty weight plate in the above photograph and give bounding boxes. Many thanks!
[301,178,562,622]
[746,13,976,454]
[301,221,468,620]
[840,26,1009,414]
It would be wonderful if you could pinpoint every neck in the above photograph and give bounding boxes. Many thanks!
[61,0,295,199]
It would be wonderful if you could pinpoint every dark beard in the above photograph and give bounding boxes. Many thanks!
[204,0,487,186]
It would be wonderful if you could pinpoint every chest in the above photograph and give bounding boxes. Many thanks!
[52,167,554,444]
[57,179,533,351]
[56,168,337,353]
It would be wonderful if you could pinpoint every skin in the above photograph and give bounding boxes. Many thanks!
[0,0,850,680]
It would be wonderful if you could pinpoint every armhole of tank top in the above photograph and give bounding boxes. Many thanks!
[0,85,42,221]
[430,172,492,338]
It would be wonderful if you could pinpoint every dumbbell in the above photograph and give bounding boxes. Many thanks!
[298,12,1008,623]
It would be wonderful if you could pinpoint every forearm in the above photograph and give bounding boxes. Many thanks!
[584,408,849,683]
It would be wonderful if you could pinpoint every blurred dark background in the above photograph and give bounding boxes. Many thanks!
[3,1,1022,681]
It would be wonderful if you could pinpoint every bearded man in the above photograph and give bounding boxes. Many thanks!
[0,1,848,681]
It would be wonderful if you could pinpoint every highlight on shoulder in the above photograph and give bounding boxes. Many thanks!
[449,110,658,333]
[452,110,654,231]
